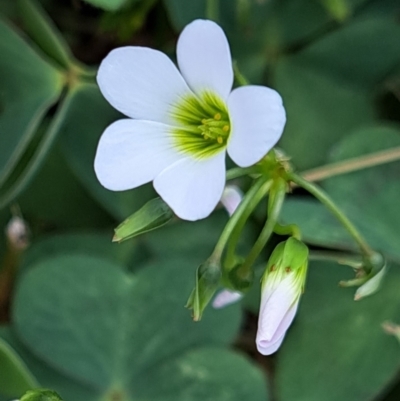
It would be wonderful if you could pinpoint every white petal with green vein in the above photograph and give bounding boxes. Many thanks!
[97,47,193,124]
[154,152,226,221]
[177,19,233,100]
[227,86,286,167]
[95,119,181,191]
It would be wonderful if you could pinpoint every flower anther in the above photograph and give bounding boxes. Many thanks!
[94,19,286,221]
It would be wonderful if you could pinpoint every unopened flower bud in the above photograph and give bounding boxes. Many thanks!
[382,321,400,344]
[256,237,308,355]
[354,263,387,301]
[113,197,173,242]
[186,258,222,321]
[5,216,30,251]
[220,185,243,216]
[212,289,243,309]
[20,389,63,401]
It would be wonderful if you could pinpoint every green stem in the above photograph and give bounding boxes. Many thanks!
[239,178,286,275]
[273,222,301,239]
[299,146,400,184]
[206,0,219,21]
[288,172,374,257]
[308,250,362,265]
[213,177,272,260]
[233,61,250,86]
[226,166,258,180]
[224,180,273,268]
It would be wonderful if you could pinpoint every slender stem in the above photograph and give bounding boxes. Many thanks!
[299,146,400,184]
[273,222,301,239]
[213,177,272,259]
[288,172,374,257]
[206,0,219,21]
[308,250,362,265]
[233,61,250,86]
[226,166,258,180]
[239,178,286,274]
[224,180,273,268]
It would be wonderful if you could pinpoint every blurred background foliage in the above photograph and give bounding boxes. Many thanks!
[0,0,400,400]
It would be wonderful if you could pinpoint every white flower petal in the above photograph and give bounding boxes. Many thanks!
[153,152,226,221]
[212,289,243,309]
[97,47,192,124]
[177,19,233,100]
[227,86,286,167]
[258,275,297,342]
[257,302,298,355]
[220,185,243,216]
[94,119,181,191]
[257,332,285,356]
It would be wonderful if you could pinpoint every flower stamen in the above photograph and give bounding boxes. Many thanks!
[171,91,231,158]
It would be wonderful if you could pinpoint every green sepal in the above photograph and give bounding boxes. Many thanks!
[281,237,309,271]
[228,267,254,292]
[186,258,222,321]
[339,252,387,300]
[262,238,309,292]
[21,389,63,401]
[265,237,308,274]
[354,263,388,301]
[226,257,254,292]
[113,197,174,243]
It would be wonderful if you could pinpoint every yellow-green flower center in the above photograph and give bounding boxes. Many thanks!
[171,91,230,159]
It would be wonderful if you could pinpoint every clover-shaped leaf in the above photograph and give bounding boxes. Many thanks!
[0,18,62,205]
[276,260,400,401]
[11,253,268,401]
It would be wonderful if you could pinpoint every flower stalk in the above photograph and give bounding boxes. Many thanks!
[212,177,272,261]
[287,172,375,260]
[238,177,287,277]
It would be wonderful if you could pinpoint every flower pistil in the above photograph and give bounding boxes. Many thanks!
[172,91,230,158]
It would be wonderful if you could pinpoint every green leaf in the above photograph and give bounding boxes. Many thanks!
[0,18,63,189]
[12,254,268,400]
[0,337,37,397]
[144,210,229,260]
[0,327,96,401]
[21,389,63,401]
[82,0,129,11]
[21,232,144,273]
[17,145,113,229]
[281,125,400,262]
[319,0,351,21]
[325,126,400,259]
[113,197,173,243]
[162,0,206,30]
[59,84,155,220]
[275,18,400,169]
[294,18,400,89]
[162,0,332,83]
[276,260,400,401]
[282,197,354,250]
[17,0,73,69]
[0,92,74,209]
[276,59,375,169]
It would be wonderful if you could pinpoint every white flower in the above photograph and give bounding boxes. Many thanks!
[256,238,308,355]
[94,19,286,221]
[256,273,301,355]
[212,289,243,309]
[5,216,29,250]
[220,185,243,216]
